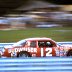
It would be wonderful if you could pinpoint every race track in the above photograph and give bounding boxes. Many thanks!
[0,57,72,72]
[0,42,72,72]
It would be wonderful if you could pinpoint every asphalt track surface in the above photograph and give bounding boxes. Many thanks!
[0,57,72,72]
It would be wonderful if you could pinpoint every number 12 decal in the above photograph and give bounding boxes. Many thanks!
[41,48,52,56]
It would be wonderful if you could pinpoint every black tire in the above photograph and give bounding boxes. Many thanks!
[67,50,72,56]
[17,51,31,57]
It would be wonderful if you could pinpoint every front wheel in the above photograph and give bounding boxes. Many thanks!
[17,51,31,58]
[67,50,72,56]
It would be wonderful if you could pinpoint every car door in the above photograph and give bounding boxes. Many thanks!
[37,40,56,57]
[29,41,37,57]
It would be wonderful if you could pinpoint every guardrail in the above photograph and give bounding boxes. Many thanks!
[0,43,14,48]
[0,57,72,72]
[57,42,72,45]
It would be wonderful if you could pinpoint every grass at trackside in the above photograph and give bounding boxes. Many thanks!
[0,27,72,42]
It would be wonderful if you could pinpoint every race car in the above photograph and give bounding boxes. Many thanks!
[0,37,72,57]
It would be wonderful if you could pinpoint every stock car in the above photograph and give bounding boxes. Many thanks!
[0,37,72,58]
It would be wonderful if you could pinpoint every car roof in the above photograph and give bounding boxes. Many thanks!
[25,37,52,41]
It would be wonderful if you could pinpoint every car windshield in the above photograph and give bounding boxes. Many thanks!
[13,40,26,47]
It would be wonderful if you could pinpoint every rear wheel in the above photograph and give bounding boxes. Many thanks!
[17,51,31,58]
[67,50,72,56]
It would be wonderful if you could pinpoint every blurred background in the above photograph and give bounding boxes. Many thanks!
[0,0,72,29]
[0,0,72,42]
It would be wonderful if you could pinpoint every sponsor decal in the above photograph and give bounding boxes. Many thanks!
[32,54,36,57]
[41,48,52,56]
[60,47,64,50]
[8,47,37,53]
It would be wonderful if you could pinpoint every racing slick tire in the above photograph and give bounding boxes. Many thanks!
[17,51,31,57]
[66,50,72,56]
